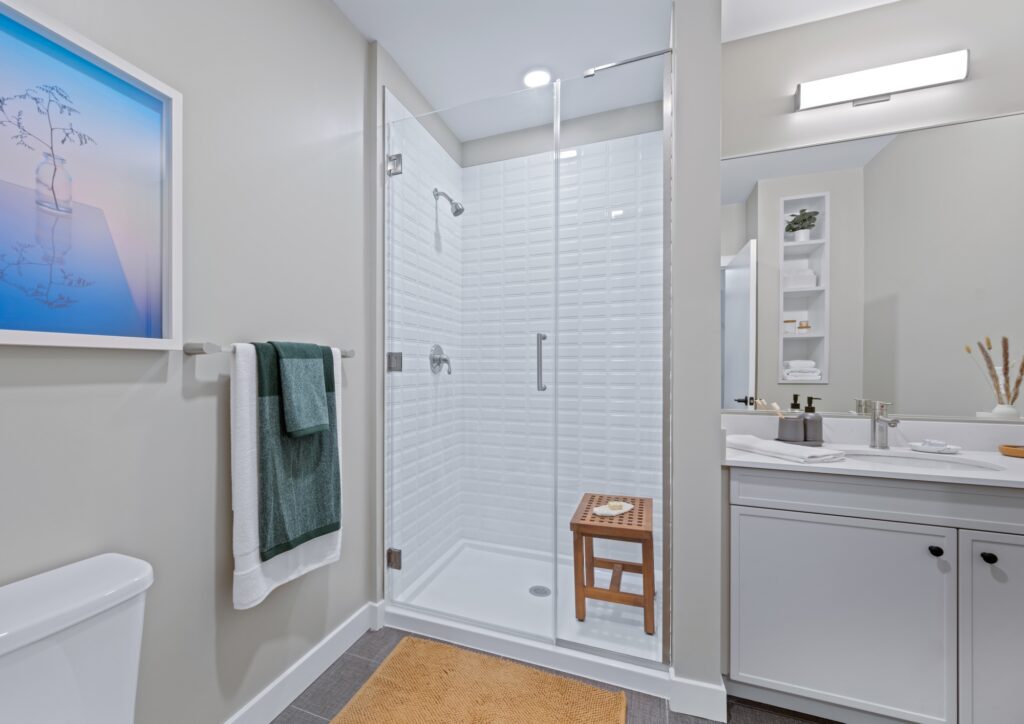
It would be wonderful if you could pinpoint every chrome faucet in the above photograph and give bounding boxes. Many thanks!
[429,344,452,375]
[867,400,900,449]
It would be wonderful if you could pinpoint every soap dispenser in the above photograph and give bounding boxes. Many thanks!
[790,394,802,411]
[802,396,823,446]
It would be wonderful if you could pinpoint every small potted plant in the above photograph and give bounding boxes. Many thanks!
[786,208,819,242]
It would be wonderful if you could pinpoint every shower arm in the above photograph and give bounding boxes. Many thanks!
[433,188,454,204]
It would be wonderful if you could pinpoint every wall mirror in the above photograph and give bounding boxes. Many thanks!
[720,111,1024,420]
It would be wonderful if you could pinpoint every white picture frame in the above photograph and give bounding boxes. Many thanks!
[0,0,181,351]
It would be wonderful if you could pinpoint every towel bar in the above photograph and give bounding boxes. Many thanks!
[184,342,355,358]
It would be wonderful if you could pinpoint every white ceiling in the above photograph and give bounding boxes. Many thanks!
[721,135,895,204]
[333,0,904,140]
[722,0,902,43]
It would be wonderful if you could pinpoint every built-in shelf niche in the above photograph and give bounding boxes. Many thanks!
[779,193,829,385]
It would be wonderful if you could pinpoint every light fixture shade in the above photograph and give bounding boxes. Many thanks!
[796,49,969,111]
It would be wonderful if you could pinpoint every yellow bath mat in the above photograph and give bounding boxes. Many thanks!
[330,636,627,724]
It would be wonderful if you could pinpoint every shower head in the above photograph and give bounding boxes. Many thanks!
[433,188,465,217]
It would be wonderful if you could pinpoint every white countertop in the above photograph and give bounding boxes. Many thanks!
[725,443,1024,489]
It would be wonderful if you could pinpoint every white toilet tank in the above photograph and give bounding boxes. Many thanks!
[0,553,154,724]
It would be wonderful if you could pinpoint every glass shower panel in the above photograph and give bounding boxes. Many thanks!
[384,85,558,640]
[554,54,669,663]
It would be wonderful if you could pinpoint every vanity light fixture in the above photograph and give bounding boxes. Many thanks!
[795,49,969,111]
[523,68,552,88]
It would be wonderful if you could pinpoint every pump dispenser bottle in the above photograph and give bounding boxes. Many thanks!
[803,396,823,445]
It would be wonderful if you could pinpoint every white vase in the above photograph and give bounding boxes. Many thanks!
[793,228,811,242]
[990,404,1020,420]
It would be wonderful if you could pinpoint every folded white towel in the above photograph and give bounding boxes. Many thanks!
[785,360,817,370]
[784,370,822,380]
[726,434,845,463]
[231,343,343,610]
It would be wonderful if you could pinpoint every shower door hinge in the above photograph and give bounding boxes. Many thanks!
[386,153,403,176]
[386,548,402,570]
[386,351,403,372]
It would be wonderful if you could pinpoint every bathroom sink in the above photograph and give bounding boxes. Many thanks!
[840,449,1005,472]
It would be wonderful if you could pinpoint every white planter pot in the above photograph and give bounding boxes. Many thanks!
[793,229,811,242]
[990,404,1020,420]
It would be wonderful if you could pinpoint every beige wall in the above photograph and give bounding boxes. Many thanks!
[462,100,664,167]
[753,169,865,411]
[720,202,748,256]
[0,2,374,723]
[723,0,1024,158]
[863,113,1024,417]
[671,0,726,714]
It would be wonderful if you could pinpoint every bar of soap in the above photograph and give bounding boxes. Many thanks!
[608,501,624,511]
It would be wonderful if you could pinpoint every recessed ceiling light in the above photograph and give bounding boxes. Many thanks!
[523,69,552,88]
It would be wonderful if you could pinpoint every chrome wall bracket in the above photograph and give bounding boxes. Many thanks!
[386,153,403,176]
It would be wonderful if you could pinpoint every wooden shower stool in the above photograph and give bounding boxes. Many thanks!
[569,493,655,635]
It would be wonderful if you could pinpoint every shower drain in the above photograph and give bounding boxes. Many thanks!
[529,585,551,598]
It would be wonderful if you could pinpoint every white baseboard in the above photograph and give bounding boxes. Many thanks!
[668,669,728,722]
[224,600,383,724]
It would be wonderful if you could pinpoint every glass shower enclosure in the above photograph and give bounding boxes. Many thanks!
[383,53,669,664]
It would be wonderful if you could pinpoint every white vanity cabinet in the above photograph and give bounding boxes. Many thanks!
[729,466,1024,724]
[959,530,1024,724]
[731,506,957,723]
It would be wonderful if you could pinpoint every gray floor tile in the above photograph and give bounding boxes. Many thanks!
[345,627,408,663]
[270,706,328,723]
[732,699,837,723]
[669,710,720,724]
[290,652,377,719]
[627,690,669,723]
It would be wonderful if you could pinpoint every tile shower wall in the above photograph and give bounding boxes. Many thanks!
[555,133,664,570]
[384,91,464,595]
[460,154,557,550]
[460,132,664,569]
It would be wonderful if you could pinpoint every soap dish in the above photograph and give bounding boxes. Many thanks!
[999,445,1024,459]
[909,442,961,455]
[593,501,634,517]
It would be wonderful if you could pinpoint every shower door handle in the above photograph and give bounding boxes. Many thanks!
[536,333,548,392]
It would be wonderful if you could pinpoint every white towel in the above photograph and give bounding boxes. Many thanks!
[784,370,822,380]
[230,343,343,610]
[727,434,845,463]
[784,360,817,370]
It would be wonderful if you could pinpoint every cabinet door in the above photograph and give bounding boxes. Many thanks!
[959,529,1024,724]
[731,506,956,724]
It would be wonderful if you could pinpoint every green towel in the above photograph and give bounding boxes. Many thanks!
[254,343,341,562]
[270,341,330,437]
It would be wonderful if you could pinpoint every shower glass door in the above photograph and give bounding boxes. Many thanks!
[553,53,670,664]
[384,84,558,640]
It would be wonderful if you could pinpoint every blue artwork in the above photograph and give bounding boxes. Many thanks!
[0,12,165,339]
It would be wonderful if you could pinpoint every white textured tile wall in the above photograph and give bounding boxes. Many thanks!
[384,92,464,597]
[460,154,557,551]
[555,133,665,570]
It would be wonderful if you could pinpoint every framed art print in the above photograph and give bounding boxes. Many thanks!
[0,0,181,350]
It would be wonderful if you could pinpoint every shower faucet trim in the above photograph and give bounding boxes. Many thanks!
[430,344,452,375]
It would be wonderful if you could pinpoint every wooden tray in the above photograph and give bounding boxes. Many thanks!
[998,444,1024,459]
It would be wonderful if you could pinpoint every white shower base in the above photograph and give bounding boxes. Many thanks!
[393,540,663,662]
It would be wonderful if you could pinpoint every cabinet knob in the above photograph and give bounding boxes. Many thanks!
[928,545,944,558]
[981,552,999,565]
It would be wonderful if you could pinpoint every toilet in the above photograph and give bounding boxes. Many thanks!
[0,553,154,724]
